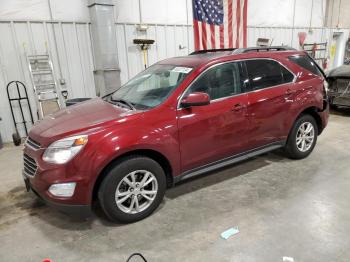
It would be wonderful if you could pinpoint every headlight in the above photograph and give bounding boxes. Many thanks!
[43,135,88,164]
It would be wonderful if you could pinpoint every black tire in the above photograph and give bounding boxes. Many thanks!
[285,114,318,159]
[12,132,21,146]
[98,155,166,223]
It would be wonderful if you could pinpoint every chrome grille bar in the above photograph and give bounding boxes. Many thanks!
[26,137,41,150]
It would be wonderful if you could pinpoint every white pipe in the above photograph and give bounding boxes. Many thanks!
[47,0,64,81]
[290,0,297,47]
[138,0,142,24]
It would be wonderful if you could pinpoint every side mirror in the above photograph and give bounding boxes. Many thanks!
[180,92,210,108]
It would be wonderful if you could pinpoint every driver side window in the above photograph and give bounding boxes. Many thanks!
[186,62,244,100]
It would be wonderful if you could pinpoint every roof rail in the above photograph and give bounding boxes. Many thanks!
[233,46,296,54]
[189,46,296,56]
[189,48,237,55]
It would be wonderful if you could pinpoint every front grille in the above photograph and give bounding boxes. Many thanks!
[23,154,38,177]
[26,137,41,150]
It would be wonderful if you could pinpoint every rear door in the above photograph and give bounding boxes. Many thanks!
[244,59,296,148]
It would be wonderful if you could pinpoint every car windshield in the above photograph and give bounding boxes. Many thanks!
[110,64,192,110]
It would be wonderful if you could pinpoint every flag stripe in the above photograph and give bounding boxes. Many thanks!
[198,21,202,49]
[210,24,216,49]
[201,21,207,50]
[219,25,224,48]
[223,0,229,48]
[194,19,200,51]
[235,0,241,48]
[228,0,233,48]
[243,0,248,47]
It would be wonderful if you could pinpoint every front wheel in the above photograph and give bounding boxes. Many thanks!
[285,114,318,159]
[98,156,166,223]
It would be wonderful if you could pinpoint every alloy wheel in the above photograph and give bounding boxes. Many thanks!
[115,170,158,214]
[296,122,315,152]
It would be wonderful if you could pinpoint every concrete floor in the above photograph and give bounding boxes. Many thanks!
[1,110,350,262]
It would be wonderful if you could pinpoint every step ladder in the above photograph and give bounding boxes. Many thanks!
[27,54,62,119]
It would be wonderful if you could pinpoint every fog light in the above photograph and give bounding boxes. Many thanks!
[48,182,76,197]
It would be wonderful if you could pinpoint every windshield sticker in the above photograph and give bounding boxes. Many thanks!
[172,67,192,74]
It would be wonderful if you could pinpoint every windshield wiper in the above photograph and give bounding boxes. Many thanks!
[110,98,136,110]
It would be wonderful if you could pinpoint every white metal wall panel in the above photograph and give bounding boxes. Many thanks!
[0,21,94,143]
[73,23,95,98]
[145,25,159,66]
[154,25,168,62]
[124,24,144,79]
[115,24,130,84]
[114,23,193,84]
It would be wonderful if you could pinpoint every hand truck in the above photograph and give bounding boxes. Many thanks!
[6,81,34,146]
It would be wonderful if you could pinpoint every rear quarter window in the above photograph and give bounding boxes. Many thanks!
[245,59,294,91]
[288,55,323,77]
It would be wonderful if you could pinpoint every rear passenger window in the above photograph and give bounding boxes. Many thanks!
[288,55,323,77]
[245,59,293,90]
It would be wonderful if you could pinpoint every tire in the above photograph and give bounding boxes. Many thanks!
[98,155,166,223]
[285,114,318,159]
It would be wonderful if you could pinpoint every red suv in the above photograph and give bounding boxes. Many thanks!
[23,47,329,222]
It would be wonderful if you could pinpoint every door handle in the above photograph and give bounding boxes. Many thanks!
[285,88,294,95]
[232,103,245,112]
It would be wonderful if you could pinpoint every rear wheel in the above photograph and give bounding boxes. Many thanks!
[285,114,318,159]
[98,156,166,223]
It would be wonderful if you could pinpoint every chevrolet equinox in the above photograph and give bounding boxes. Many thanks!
[23,47,329,223]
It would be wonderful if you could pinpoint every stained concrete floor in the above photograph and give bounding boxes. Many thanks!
[1,110,350,262]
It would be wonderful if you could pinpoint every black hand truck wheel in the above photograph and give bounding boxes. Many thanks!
[12,132,21,146]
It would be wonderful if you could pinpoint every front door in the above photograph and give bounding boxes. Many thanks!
[177,61,250,172]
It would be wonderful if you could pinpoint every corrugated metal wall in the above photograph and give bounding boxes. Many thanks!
[0,21,95,142]
[0,21,342,143]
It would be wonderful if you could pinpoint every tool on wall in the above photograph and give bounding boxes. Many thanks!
[133,39,155,69]
[6,81,34,146]
[27,53,66,119]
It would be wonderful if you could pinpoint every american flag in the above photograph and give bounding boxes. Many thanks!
[192,0,248,50]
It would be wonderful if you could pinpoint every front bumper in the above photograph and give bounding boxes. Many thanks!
[23,142,94,218]
[329,95,350,107]
[24,175,91,218]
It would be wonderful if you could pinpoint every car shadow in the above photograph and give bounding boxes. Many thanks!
[166,150,287,200]
[2,150,287,229]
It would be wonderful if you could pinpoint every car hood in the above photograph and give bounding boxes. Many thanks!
[327,65,350,79]
[29,98,140,145]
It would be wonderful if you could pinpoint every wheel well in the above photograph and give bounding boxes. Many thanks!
[92,149,173,201]
[298,107,323,135]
